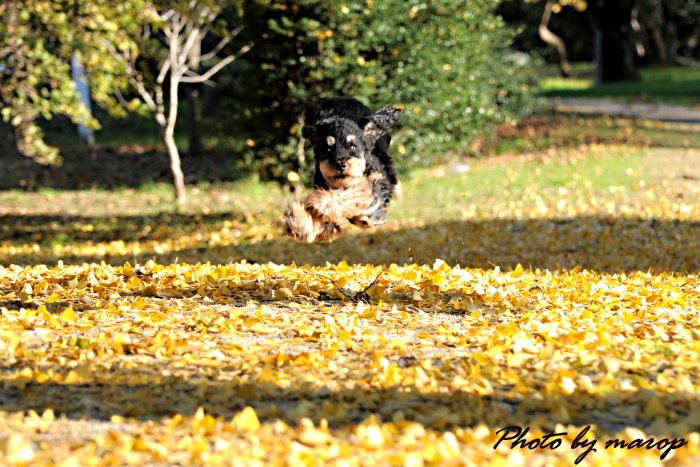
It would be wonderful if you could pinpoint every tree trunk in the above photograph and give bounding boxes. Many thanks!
[650,27,670,65]
[593,0,641,82]
[538,0,573,78]
[167,75,186,204]
[187,84,202,156]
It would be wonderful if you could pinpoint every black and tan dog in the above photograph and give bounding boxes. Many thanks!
[281,97,403,243]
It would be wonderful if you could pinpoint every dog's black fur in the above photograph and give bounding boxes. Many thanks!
[302,97,403,227]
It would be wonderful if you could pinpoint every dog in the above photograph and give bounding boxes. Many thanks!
[281,97,403,243]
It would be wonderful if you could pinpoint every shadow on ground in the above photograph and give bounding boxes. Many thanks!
[0,147,246,191]
[2,212,699,274]
[0,120,246,191]
[1,362,698,436]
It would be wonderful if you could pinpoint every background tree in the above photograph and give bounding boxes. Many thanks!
[1,0,250,203]
[535,0,586,77]
[0,0,146,164]
[637,0,700,66]
[592,0,640,82]
[503,0,641,81]
[217,0,534,186]
[108,0,251,203]
[499,0,700,77]
[497,0,594,63]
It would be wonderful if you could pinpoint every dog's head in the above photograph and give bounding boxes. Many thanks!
[303,105,403,189]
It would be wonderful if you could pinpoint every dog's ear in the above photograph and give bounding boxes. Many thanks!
[302,125,320,147]
[369,106,403,128]
[302,103,322,145]
[362,106,403,142]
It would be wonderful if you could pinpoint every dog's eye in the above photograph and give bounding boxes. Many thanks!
[348,144,356,152]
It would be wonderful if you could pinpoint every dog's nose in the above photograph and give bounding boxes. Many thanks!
[338,161,347,171]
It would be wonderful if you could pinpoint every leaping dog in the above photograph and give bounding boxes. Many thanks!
[281,97,403,243]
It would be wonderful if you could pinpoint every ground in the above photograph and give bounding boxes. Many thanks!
[1,78,700,465]
[538,65,700,107]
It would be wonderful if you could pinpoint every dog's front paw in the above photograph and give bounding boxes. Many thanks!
[304,189,346,224]
[281,202,342,243]
[281,202,320,243]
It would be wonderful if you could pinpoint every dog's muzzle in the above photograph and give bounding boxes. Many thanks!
[320,157,366,189]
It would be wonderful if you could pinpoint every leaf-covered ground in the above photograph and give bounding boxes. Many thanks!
[2,142,700,466]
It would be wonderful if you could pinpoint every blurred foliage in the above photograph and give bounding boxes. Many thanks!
[499,0,700,67]
[640,0,700,66]
[219,0,535,185]
[0,0,148,164]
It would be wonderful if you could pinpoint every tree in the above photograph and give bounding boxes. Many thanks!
[1,1,250,203]
[218,0,534,186]
[637,0,700,66]
[501,0,700,78]
[526,0,640,81]
[593,0,640,82]
[500,0,644,82]
[537,0,576,77]
[108,1,252,203]
[0,0,147,165]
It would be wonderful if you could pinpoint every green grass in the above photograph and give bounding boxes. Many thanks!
[539,76,594,91]
[471,112,700,161]
[1,143,694,228]
[3,142,700,271]
[393,145,677,225]
[538,65,700,106]
[3,75,700,268]
[5,109,700,223]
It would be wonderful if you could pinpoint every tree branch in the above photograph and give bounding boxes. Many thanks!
[179,42,252,83]
[302,270,383,303]
[178,23,204,70]
[156,57,171,84]
[182,69,216,86]
[302,271,355,301]
[100,36,161,123]
[198,25,243,62]
[113,86,131,108]
[198,37,229,62]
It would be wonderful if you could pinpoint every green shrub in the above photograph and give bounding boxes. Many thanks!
[221,0,535,185]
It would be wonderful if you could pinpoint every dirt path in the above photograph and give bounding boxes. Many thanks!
[547,97,700,123]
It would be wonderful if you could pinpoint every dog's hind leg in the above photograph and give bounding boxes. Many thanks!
[315,222,342,243]
[348,172,387,228]
[349,202,387,229]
